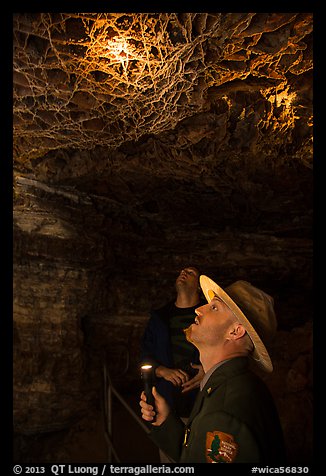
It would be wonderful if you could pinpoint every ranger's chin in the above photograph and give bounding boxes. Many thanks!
[183,325,194,343]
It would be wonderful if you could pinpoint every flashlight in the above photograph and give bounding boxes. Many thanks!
[141,364,155,408]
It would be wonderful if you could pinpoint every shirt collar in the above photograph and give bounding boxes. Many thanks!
[200,359,231,391]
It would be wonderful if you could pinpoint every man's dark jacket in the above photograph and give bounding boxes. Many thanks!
[149,357,286,463]
[140,301,201,409]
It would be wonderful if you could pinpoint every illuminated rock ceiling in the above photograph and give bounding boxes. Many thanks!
[13,11,314,290]
[13,12,313,169]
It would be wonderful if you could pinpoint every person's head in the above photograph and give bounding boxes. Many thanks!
[184,276,277,372]
[175,266,201,295]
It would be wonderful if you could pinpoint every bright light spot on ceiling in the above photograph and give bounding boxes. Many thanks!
[267,85,297,111]
[106,37,133,65]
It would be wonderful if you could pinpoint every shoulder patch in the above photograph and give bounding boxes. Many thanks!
[206,430,238,463]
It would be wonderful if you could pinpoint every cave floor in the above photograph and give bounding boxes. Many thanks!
[14,391,160,464]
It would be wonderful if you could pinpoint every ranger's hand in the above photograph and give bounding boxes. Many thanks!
[140,386,170,426]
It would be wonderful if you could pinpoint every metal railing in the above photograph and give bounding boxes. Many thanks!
[103,349,150,462]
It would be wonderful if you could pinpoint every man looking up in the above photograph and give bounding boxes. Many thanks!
[140,266,206,462]
[140,275,286,463]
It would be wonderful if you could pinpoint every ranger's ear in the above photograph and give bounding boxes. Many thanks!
[228,323,246,340]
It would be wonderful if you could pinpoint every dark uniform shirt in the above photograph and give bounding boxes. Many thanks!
[149,357,286,463]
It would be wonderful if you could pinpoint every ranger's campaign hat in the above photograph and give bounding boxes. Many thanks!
[200,276,277,372]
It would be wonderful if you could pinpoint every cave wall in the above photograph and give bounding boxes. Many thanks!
[14,186,106,433]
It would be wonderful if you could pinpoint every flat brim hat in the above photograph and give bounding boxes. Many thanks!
[200,275,277,372]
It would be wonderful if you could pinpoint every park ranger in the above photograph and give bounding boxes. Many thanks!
[140,275,286,463]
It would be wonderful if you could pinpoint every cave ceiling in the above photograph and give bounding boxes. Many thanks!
[13,12,313,241]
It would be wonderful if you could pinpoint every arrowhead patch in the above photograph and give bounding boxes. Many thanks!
[206,430,238,463]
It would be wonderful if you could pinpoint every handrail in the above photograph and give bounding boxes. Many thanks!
[103,356,150,462]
